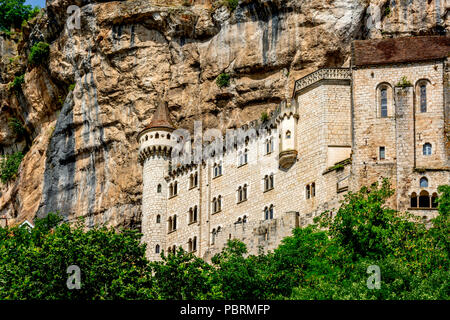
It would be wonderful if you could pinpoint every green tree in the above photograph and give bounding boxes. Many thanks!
[0,213,155,299]
[150,248,214,299]
[0,0,39,30]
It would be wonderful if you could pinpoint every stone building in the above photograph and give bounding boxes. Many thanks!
[137,36,450,261]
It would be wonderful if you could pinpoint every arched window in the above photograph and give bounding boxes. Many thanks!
[157,184,162,193]
[265,138,273,154]
[311,182,315,197]
[211,228,216,245]
[167,133,171,139]
[168,217,173,232]
[285,130,291,139]
[420,177,428,188]
[423,143,432,156]
[243,184,247,201]
[306,185,311,199]
[217,195,222,211]
[212,197,217,213]
[419,190,430,208]
[156,214,161,223]
[269,174,274,189]
[380,87,388,118]
[264,175,269,191]
[169,184,173,197]
[188,238,193,252]
[145,135,148,141]
[193,237,197,251]
[420,84,427,112]
[189,174,194,189]
[173,215,177,230]
[237,186,242,202]
[264,205,273,220]
[193,206,197,222]
[173,181,178,195]
[243,215,247,223]
[410,192,418,208]
[194,172,198,187]
[155,244,160,254]
[431,193,438,208]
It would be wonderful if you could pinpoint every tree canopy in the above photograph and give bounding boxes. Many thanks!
[0,181,448,300]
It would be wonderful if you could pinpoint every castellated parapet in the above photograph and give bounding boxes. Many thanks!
[138,36,450,261]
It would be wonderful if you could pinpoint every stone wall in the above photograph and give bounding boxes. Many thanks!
[351,60,449,217]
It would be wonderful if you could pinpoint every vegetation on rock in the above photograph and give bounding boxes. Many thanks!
[0,180,448,299]
[8,117,26,138]
[216,72,231,88]
[0,151,24,183]
[8,74,24,91]
[28,41,49,66]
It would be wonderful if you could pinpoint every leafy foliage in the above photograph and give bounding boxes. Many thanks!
[0,213,155,299]
[8,117,26,137]
[397,76,412,88]
[260,112,269,122]
[8,74,24,91]
[28,41,49,66]
[0,0,39,31]
[0,181,448,299]
[224,0,239,12]
[216,72,231,88]
[0,151,24,183]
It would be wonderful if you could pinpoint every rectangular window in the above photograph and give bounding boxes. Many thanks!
[379,146,385,160]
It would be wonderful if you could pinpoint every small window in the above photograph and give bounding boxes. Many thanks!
[306,185,311,199]
[311,182,315,197]
[155,244,160,254]
[193,237,197,251]
[410,192,418,208]
[173,215,177,230]
[419,190,430,208]
[167,133,171,139]
[264,205,274,220]
[423,143,432,156]
[431,193,438,208]
[285,130,291,139]
[173,181,178,195]
[157,184,162,193]
[156,214,161,223]
[155,133,159,139]
[420,84,427,113]
[380,88,388,118]
[145,135,148,141]
[379,146,385,160]
[420,177,429,188]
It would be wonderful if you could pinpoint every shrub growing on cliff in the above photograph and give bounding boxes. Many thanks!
[8,117,26,138]
[28,41,49,66]
[216,72,230,88]
[0,151,24,183]
[224,0,239,12]
[0,0,39,30]
[8,74,24,91]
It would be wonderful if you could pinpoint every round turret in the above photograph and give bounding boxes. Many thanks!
[138,101,176,260]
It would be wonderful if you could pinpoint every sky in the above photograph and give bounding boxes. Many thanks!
[25,0,46,8]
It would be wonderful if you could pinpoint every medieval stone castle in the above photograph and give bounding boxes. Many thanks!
[137,36,450,261]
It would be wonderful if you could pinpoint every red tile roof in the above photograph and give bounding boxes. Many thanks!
[352,36,450,67]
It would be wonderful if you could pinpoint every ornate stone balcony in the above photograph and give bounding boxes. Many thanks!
[294,68,351,95]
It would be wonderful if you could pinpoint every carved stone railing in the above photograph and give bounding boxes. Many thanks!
[294,68,351,95]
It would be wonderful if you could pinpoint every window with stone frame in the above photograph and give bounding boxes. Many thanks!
[420,83,427,113]
[423,143,432,156]
[264,205,274,220]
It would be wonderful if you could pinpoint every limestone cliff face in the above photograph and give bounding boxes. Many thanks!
[0,0,447,227]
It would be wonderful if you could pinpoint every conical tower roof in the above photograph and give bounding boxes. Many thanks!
[144,100,175,131]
